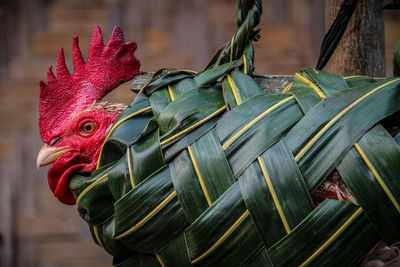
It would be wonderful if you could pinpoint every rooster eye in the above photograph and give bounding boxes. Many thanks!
[50,137,60,146]
[80,121,96,135]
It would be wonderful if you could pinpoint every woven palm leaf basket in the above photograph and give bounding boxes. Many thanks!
[69,0,400,266]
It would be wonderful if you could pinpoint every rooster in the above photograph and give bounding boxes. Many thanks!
[35,15,350,207]
[36,1,400,266]
[36,25,140,204]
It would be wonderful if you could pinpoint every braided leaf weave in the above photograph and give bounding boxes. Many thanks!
[70,1,400,266]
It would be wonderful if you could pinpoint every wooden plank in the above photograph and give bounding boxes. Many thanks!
[38,240,111,264]
[0,136,17,267]
[325,0,386,76]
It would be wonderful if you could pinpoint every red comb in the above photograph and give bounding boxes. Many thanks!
[39,25,140,142]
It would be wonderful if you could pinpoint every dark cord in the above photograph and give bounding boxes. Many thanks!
[315,0,358,70]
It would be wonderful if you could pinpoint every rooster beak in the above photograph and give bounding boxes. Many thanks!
[36,144,71,169]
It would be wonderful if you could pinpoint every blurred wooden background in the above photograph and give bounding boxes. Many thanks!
[0,0,399,266]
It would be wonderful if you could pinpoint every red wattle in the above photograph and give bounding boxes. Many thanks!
[47,150,84,205]
[47,146,102,205]
[54,164,86,205]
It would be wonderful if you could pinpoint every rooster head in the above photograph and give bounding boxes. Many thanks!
[36,25,140,205]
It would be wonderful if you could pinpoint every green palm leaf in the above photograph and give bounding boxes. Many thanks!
[68,0,400,265]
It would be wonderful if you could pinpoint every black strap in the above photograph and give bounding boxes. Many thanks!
[315,0,358,70]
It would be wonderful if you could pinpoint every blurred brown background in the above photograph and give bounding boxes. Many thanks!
[0,0,399,266]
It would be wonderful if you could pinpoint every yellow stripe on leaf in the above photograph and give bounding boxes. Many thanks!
[344,75,364,80]
[105,106,152,142]
[168,84,175,101]
[227,74,241,105]
[191,210,250,264]
[229,36,235,62]
[295,73,326,99]
[114,191,177,239]
[258,157,291,233]
[160,106,226,146]
[97,106,152,168]
[138,80,153,94]
[76,173,108,204]
[242,54,248,74]
[299,208,362,267]
[155,253,166,267]
[295,78,400,161]
[181,69,198,74]
[127,147,135,188]
[222,96,295,150]
[188,146,212,206]
[354,143,400,213]
[93,225,106,250]
[282,82,293,94]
